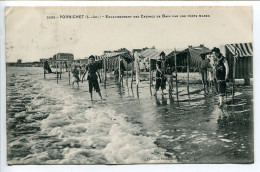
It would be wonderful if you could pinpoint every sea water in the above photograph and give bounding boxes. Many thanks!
[6,67,253,164]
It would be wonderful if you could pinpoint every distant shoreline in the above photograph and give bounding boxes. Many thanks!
[6,62,42,67]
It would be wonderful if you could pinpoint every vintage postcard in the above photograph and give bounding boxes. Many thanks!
[5,6,253,165]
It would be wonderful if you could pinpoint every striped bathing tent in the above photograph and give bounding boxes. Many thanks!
[92,55,103,69]
[138,48,174,70]
[225,43,253,79]
[92,55,102,61]
[139,48,174,60]
[166,45,211,72]
[101,51,134,71]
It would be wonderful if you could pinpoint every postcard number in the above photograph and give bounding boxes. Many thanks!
[47,16,56,19]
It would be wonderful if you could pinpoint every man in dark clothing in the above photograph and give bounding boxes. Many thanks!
[82,55,102,101]
[211,47,229,107]
[65,61,68,72]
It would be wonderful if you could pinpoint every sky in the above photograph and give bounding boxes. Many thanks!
[5,6,253,62]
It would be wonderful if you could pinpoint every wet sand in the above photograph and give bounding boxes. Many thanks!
[6,67,253,164]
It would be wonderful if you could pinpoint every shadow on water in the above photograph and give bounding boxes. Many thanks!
[154,96,168,106]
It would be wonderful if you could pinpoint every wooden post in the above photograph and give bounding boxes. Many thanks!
[100,60,103,82]
[126,62,128,86]
[187,49,190,94]
[151,62,154,86]
[232,54,236,104]
[149,58,153,96]
[118,55,121,84]
[131,53,134,89]
[56,59,58,84]
[131,61,134,89]
[174,49,179,101]
[68,61,70,85]
[108,59,111,77]
[104,58,107,89]
[59,61,61,79]
[43,62,46,79]
[135,52,140,90]
[149,58,152,88]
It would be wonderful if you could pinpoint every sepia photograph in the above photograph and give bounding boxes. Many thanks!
[4,5,254,165]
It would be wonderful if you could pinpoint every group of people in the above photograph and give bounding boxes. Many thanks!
[71,63,87,86]
[154,51,174,97]
[139,59,149,72]
[69,47,229,105]
[199,47,229,107]
[154,47,229,107]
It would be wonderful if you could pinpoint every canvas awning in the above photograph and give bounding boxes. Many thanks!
[101,52,133,71]
[139,48,174,60]
[188,46,211,67]
[102,52,129,58]
[225,43,253,79]
[166,45,211,69]
[101,52,133,62]
[225,43,253,57]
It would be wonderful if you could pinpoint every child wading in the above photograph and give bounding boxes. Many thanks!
[211,47,229,107]
[72,65,80,88]
[82,55,102,101]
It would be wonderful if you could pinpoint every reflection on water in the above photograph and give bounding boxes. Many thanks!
[6,67,253,164]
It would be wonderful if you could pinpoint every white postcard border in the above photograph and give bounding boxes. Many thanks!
[1,1,260,172]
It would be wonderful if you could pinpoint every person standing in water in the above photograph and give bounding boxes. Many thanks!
[64,61,68,72]
[72,65,80,88]
[118,58,126,84]
[82,55,102,101]
[206,52,215,93]
[154,52,167,96]
[211,47,229,107]
[199,53,211,95]
[44,61,52,73]
[164,54,175,97]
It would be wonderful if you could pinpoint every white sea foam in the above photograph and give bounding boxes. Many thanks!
[39,107,175,164]
[7,71,175,164]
